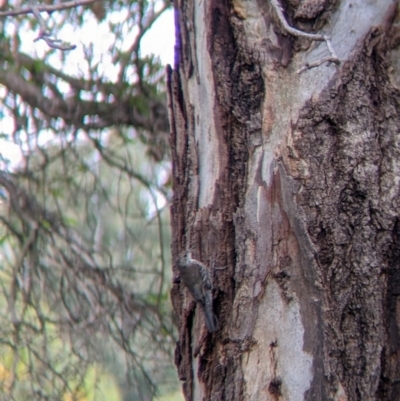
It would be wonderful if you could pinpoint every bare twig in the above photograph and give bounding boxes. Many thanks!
[296,56,340,74]
[271,0,327,41]
[270,0,340,73]
[34,32,76,51]
[0,0,99,18]
[28,0,76,50]
[326,37,338,59]
[117,2,169,83]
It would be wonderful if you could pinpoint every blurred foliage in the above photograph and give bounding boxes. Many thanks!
[0,0,179,400]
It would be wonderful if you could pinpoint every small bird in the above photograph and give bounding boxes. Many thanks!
[176,251,219,332]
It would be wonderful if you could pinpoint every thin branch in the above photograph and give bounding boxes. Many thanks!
[271,0,327,41]
[28,0,76,50]
[0,0,100,18]
[86,134,169,197]
[296,56,340,74]
[34,32,76,51]
[9,52,92,91]
[269,0,340,73]
[117,2,169,83]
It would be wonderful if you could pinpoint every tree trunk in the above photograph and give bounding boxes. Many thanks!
[167,1,400,400]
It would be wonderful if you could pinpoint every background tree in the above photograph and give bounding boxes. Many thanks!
[0,1,181,400]
[168,0,400,400]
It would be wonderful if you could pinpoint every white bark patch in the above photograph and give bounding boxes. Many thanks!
[192,356,206,401]
[189,0,221,208]
[242,280,313,401]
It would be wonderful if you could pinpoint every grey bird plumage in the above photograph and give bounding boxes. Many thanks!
[176,251,219,332]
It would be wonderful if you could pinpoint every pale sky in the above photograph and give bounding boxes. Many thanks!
[142,8,174,66]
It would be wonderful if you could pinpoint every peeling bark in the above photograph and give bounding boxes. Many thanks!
[168,1,400,400]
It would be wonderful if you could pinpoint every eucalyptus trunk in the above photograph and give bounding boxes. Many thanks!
[167,1,400,400]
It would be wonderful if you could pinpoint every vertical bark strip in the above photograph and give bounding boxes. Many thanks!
[168,1,400,400]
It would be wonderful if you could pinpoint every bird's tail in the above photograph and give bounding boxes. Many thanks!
[203,299,219,332]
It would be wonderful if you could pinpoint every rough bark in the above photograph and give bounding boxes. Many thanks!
[167,1,400,400]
